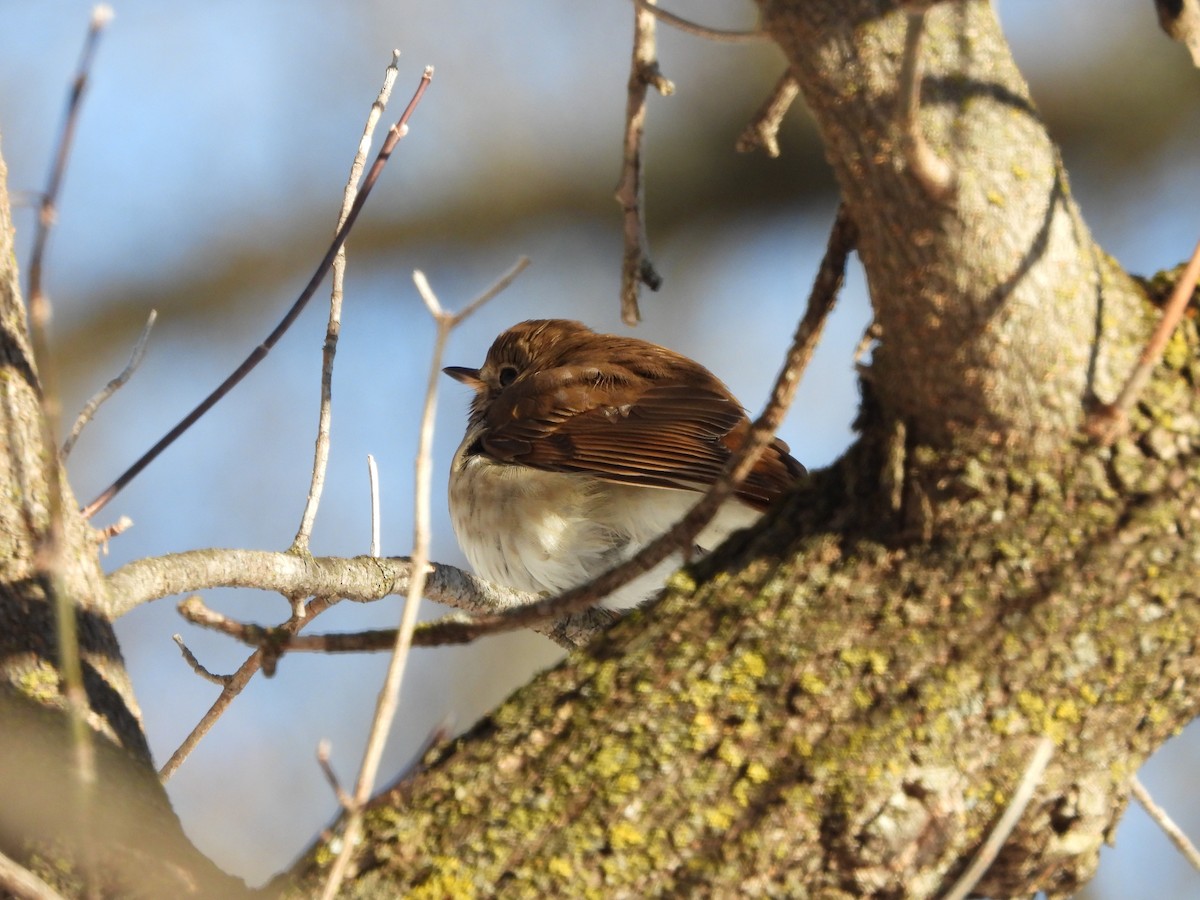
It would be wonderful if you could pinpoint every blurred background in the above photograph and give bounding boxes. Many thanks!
[1,1,1197,893]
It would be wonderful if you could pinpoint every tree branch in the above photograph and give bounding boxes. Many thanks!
[735,70,800,158]
[292,50,402,553]
[107,550,618,649]
[616,0,673,325]
[756,0,1146,449]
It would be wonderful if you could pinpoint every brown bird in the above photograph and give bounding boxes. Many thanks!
[444,319,805,607]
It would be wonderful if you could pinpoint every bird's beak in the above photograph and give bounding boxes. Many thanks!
[443,366,484,390]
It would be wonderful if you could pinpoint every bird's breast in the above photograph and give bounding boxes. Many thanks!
[448,432,766,605]
[449,441,614,596]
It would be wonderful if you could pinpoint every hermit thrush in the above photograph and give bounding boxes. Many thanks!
[444,319,805,608]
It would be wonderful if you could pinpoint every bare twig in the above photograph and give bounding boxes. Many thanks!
[854,320,882,368]
[25,3,113,832]
[319,260,522,898]
[1130,774,1200,873]
[171,632,230,687]
[159,594,339,781]
[736,71,800,158]
[447,257,531,328]
[92,515,132,549]
[316,740,353,811]
[367,454,381,557]
[402,203,856,645]
[0,848,66,900]
[62,309,156,458]
[616,0,673,325]
[631,0,764,43]
[293,51,401,553]
[943,736,1055,900]
[27,4,112,308]
[898,9,956,203]
[82,65,435,521]
[1088,236,1200,443]
[178,594,617,652]
[176,594,443,652]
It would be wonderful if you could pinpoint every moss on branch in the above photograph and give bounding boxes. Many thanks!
[283,303,1200,898]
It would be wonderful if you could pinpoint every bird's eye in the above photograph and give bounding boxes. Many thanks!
[498,365,519,387]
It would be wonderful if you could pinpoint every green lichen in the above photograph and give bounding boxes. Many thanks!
[17,662,60,702]
[406,857,480,899]
[798,672,827,695]
[285,304,1200,897]
[839,646,890,675]
[608,821,644,850]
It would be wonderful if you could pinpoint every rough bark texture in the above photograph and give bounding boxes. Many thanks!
[0,142,248,896]
[282,340,1200,900]
[762,0,1145,448]
[276,4,1197,898]
[0,147,147,758]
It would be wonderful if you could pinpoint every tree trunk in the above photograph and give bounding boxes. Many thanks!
[278,3,1198,897]
[0,142,248,897]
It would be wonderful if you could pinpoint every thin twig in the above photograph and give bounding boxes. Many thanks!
[319,261,520,899]
[171,632,231,687]
[0,848,66,900]
[736,71,800,158]
[176,595,448,652]
[293,51,401,553]
[25,4,113,841]
[120,206,851,661]
[1088,236,1200,443]
[853,320,882,368]
[178,595,617,652]
[448,257,531,328]
[898,9,956,203]
[159,595,339,781]
[631,0,765,43]
[403,203,857,645]
[92,515,133,553]
[27,4,112,307]
[1130,774,1200,873]
[62,309,156,458]
[943,736,1055,900]
[316,740,353,811]
[82,65,435,521]
[367,454,381,557]
[616,0,673,325]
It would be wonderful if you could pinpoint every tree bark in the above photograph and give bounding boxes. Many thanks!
[0,141,248,897]
[762,0,1146,448]
[276,3,1197,897]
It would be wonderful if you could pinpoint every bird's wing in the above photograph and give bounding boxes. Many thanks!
[480,371,803,510]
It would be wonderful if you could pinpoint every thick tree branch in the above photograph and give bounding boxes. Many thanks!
[285,313,1200,896]
[1,127,246,897]
[756,0,1146,450]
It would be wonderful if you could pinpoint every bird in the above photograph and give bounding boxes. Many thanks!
[444,319,805,608]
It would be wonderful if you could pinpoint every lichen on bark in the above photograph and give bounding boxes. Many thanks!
[283,295,1200,897]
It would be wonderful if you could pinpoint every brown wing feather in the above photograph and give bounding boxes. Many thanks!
[481,370,804,510]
